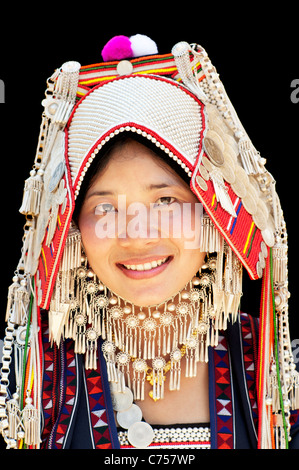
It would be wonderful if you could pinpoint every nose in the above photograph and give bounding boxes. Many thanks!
[117,202,160,247]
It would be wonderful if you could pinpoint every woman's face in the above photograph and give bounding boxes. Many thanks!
[78,139,205,306]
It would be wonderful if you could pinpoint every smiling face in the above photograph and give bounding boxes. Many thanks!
[78,138,205,306]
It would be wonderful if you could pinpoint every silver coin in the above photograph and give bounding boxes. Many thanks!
[231,180,247,198]
[260,241,268,258]
[127,421,155,448]
[199,164,209,181]
[220,161,235,184]
[242,192,257,215]
[253,206,268,231]
[111,386,133,412]
[256,261,263,278]
[196,175,208,191]
[117,404,143,429]
[202,155,214,172]
[204,137,224,167]
[258,251,266,269]
[261,228,275,247]
[231,166,249,198]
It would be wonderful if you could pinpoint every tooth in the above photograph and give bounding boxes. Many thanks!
[125,264,134,270]
[123,257,169,271]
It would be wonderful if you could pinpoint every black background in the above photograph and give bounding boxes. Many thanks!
[0,6,298,341]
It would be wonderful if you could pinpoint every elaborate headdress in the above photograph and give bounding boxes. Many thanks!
[0,34,297,449]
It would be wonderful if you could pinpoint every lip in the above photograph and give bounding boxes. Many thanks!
[116,256,173,280]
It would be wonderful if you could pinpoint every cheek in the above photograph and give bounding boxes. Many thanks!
[78,213,112,267]
[79,213,97,247]
[167,204,202,248]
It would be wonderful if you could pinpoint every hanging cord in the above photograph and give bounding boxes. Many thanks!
[20,279,34,411]
[18,278,34,450]
[257,262,271,448]
[269,248,289,448]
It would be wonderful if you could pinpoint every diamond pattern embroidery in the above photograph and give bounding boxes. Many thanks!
[84,367,112,448]
[213,334,234,449]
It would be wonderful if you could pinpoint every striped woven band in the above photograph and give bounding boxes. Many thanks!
[77,53,205,97]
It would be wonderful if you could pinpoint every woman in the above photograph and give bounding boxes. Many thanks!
[0,34,298,450]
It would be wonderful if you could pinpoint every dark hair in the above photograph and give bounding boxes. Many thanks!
[73,132,191,223]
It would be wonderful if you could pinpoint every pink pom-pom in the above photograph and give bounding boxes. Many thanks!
[101,35,133,62]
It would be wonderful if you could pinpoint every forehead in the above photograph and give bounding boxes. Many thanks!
[88,137,191,190]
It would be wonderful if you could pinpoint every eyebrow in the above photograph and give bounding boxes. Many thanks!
[86,183,181,199]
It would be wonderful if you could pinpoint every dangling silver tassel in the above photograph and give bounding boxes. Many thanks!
[223,246,241,324]
[290,372,299,410]
[200,214,223,253]
[85,328,99,370]
[169,349,182,391]
[132,359,147,401]
[22,394,40,447]
[274,414,287,449]
[48,277,70,346]
[102,341,117,383]
[48,225,83,347]
[23,225,36,275]
[73,313,87,354]
[5,276,20,322]
[238,135,262,175]
[152,357,166,401]
[272,242,288,284]
[13,279,30,326]
[116,352,130,392]
[6,393,22,442]
[185,337,199,378]
[19,169,44,217]
[60,224,82,273]
[267,361,281,414]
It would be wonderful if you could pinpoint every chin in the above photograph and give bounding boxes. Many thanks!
[118,283,179,307]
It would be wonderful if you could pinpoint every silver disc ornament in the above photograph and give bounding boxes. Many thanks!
[127,421,155,448]
[111,386,133,412]
[117,404,143,429]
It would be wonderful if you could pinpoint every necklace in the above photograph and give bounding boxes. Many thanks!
[62,256,217,402]
[48,227,242,404]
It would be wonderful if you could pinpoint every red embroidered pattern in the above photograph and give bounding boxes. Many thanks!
[84,368,112,449]
[41,316,78,449]
[213,333,234,449]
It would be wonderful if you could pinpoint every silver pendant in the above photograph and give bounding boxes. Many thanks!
[127,421,155,448]
[111,386,133,412]
[117,403,142,429]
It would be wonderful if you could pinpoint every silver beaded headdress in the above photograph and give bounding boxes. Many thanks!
[0,35,297,450]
